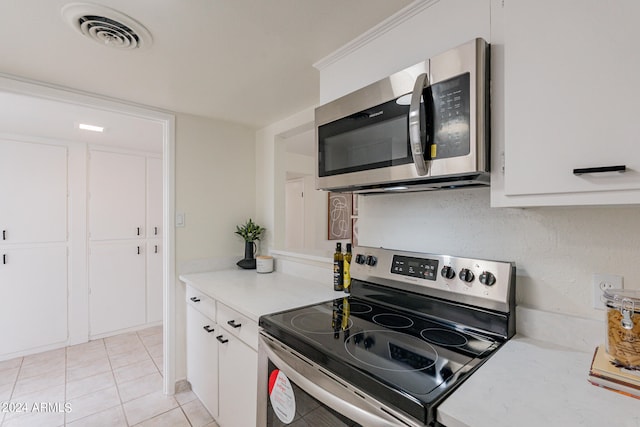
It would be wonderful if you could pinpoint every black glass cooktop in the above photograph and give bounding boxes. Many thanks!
[260,294,501,424]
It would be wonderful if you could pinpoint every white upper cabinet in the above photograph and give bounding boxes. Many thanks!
[89,150,146,240]
[0,139,67,243]
[498,0,640,205]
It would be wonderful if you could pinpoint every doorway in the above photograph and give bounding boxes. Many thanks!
[0,75,176,394]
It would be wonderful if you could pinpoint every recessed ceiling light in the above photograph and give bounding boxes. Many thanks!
[79,123,104,132]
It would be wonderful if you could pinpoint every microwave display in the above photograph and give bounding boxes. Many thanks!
[431,72,471,159]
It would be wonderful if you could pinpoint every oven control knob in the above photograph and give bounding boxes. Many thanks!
[441,266,456,280]
[479,271,497,286]
[355,254,366,265]
[365,255,377,267]
[459,268,475,283]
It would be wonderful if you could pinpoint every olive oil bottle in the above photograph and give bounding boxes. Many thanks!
[343,243,352,293]
[333,243,344,291]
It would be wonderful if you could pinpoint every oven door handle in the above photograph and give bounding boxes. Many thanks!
[259,334,421,427]
[409,72,431,177]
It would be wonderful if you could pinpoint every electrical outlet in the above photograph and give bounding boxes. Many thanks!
[592,273,624,310]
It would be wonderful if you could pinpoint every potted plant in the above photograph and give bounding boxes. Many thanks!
[235,218,265,269]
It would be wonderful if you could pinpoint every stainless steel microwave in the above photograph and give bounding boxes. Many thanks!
[315,38,489,194]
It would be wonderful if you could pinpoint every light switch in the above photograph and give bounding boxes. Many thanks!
[176,212,185,227]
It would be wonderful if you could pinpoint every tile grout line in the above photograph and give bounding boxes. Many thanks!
[2,355,24,427]
[106,336,132,427]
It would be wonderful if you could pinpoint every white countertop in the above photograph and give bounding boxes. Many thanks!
[179,269,343,322]
[180,268,640,426]
[437,336,640,427]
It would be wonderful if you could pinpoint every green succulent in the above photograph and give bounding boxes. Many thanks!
[235,218,266,242]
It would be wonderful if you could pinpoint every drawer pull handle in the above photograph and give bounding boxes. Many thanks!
[203,325,215,333]
[154,226,158,235]
[2,230,5,240]
[190,297,201,303]
[573,165,626,175]
[216,335,229,344]
[227,320,242,329]
[2,254,5,265]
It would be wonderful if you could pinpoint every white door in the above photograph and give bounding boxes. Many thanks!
[89,241,146,336]
[186,306,219,418]
[0,139,67,243]
[503,0,640,198]
[89,150,146,241]
[285,178,304,248]
[0,246,68,355]
[146,240,163,323]
[217,335,257,427]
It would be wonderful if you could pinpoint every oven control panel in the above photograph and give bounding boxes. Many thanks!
[351,246,515,313]
[391,255,438,281]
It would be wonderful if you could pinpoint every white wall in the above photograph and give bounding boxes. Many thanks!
[313,0,640,322]
[255,108,315,251]
[174,113,256,381]
[358,188,640,320]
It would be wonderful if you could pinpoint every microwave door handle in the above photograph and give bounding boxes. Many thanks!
[409,73,430,176]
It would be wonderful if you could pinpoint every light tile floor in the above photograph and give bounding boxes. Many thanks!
[0,326,218,427]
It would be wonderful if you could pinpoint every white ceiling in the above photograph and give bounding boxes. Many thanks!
[0,0,412,131]
[0,91,164,152]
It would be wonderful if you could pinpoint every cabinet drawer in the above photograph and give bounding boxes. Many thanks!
[185,286,216,321]
[217,302,258,351]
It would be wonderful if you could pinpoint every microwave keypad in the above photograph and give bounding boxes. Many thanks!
[431,72,471,159]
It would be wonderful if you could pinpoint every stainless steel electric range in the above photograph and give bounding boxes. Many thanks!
[257,246,516,426]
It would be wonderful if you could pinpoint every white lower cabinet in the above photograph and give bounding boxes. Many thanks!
[89,241,146,336]
[186,302,219,419]
[216,320,258,427]
[185,286,258,427]
[146,239,163,323]
[0,246,68,356]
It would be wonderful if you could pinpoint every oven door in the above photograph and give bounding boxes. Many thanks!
[257,332,423,427]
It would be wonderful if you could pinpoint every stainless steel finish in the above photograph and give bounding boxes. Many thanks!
[351,246,514,314]
[257,333,423,427]
[315,38,489,194]
[409,73,430,177]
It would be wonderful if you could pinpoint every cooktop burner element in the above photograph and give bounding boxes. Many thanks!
[290,311,353,334]
[341,301,372,314]
[372,313,414,328]
[259,246,516,426]
[421,328,469,347]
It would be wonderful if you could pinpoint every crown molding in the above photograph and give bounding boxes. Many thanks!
[313,0,439,71]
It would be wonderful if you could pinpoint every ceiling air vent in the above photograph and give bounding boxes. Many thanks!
[61,3,152,50]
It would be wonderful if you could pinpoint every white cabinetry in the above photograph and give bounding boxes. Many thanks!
[184,286,258,427]
[498,0,640,206]
[89,241,146,336]
[146,157,163,323]
[89,150,146,241]
[88,149,162,337]
[0,139,68,358]
[0,140,68,243]
[186,287,219,419]
[216,303,258,427]
[0,246,68,355]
